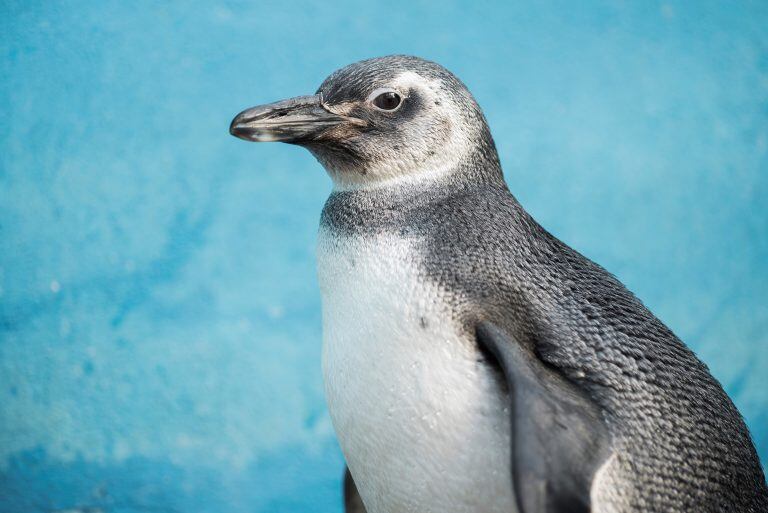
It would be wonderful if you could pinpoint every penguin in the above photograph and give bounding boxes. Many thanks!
[230,55,768,513]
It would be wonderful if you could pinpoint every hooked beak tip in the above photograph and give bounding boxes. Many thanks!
[229,116,252,141]
[229,119,239,137]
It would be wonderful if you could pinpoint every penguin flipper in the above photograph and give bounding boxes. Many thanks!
[476,321,610,513]
[344,466,368,513]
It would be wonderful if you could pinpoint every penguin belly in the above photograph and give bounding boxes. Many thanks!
[318,229,516,513]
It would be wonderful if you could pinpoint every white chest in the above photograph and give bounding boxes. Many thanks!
[317,229,516,513]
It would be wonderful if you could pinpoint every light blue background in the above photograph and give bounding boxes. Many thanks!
[1,1,766,511]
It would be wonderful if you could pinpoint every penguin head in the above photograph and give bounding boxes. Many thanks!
[230,55,500,190]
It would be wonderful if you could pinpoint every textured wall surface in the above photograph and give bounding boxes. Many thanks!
[1,1,766,512]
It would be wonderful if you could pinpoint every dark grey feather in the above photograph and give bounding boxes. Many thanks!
[344,466,368,513]
[476,321,610,513]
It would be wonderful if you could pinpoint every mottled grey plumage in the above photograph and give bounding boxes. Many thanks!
[231,55,768,513]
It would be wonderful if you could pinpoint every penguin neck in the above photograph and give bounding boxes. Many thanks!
[320,146,509,237]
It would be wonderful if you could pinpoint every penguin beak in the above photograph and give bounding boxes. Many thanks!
[229,94,355,144]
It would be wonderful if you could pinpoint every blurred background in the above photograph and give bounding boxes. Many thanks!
[1,1,766,511]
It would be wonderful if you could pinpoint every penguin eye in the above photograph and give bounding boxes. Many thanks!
[369,89,403,111]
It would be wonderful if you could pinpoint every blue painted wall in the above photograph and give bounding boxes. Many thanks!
[1,1,766,511]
